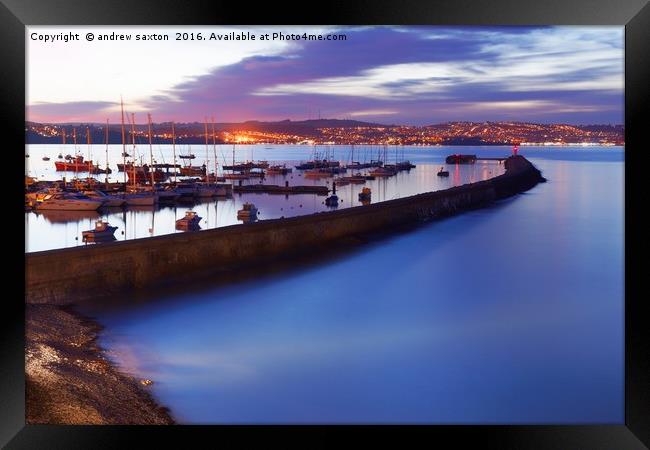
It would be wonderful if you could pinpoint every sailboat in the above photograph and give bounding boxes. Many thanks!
[119,106,156,206]
[86,127,112,174]
[223,144,250,180]
[54,128,93,172]
[195,120,218,197]
[210,116,228,196]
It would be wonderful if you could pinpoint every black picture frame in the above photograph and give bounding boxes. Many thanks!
[3,0,648,447]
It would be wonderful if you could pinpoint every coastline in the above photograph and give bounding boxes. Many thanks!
[26,303,174,425]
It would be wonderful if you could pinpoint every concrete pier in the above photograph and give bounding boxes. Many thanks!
[25,156,545,304]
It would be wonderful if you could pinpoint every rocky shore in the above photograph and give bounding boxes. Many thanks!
[25,304,174,425]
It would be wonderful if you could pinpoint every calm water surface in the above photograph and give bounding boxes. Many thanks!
[74,146,623,424]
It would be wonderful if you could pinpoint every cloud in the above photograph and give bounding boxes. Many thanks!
[28,101,118,123]
[27,26,624,125]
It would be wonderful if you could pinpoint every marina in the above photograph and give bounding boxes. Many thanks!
[25,144,509,253]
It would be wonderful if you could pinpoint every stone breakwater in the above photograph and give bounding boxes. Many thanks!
[25,155,545,305]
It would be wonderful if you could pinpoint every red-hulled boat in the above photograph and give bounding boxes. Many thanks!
[54,155,95,172]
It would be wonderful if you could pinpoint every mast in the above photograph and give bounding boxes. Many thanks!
[62,127,67,188]
[120,97,126,186]
[147,113,155,188]
[72,128,77,178]
[211,116,217,186]
[105,119,109,189]
[172,121,177,183]
[204,118,209,183]
[86,127,92,170]
[130,113,136,190]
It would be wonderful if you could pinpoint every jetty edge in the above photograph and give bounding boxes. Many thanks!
[25,155,546,305]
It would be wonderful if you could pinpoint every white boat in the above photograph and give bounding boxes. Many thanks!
[35,192,103,211]
[83,190,126,207]
[82,220,118,241]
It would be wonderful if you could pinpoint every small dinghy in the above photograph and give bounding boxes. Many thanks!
[437,167,449,177]
[82,220,118,242]
[358,187,371,202]
[237,202,258,221]
[176,211,202,230]
[325,181,340,207]
[325,194,339,207]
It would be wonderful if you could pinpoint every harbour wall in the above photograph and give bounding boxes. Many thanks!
[25,156,545,304]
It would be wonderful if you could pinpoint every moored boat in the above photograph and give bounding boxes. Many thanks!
[265,164,293,175]
[34,192,103,211]
[223,172,250,180]
[54,155,95,172]
[345,160,382,169]
[445,154,477,164]
[369,166,396,177]
[82,220,118,241]
[237,202,258,221]
[83,190,126,207]
[122,192,157,206]
[396,161,416,170]
[325,182,339,207]
[175,210,201,230]
[155,187,181,203]
[358,186,371,202]
[179,165,205,177]
[295,160,340,170]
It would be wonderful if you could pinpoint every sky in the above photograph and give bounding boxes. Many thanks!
[26,26,624,125]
